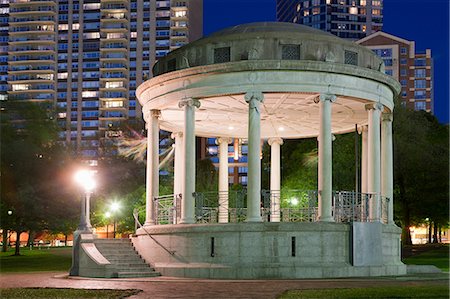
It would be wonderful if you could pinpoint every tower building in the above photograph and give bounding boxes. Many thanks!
[2,0,203,165]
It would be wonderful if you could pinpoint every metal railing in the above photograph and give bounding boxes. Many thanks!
[141,190,390,226]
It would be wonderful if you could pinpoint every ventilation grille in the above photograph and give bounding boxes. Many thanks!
[345,50,358,66]
[214,47,231,63]
[282,44,300,60]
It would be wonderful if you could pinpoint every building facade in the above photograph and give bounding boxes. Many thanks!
[276,0,383,40]
[2,0,202,165]
[357,32,433,113]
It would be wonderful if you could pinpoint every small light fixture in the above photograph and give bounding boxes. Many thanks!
[278,127,285,131]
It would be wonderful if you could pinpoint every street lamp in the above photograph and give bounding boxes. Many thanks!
[74,169,96,232]
[109,202,120,239]
[105,211,111,238]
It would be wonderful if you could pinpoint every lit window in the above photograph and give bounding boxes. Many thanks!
[72,23,80,30]
[304,10,310,16]
[58,24,69,31]
[296,4,301,11]
[174,10,187,17]
[372,0,381,6]
[312,7,320,15]
[372,9,380,16]
[362,25,367,32]
[360,0,366,6]
[12,84,30,91]
[83,32,100,39]
[349,6,358,14]
[131,32,137,38]
[83,3,100,9]
[58,112,67,118]
[82,91,98,98]
[105,101,123,108]
[105,81,124,88]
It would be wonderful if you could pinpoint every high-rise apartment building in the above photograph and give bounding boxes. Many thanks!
[276,0,383,40]
[357,32,433,113]
[2,0,202,165]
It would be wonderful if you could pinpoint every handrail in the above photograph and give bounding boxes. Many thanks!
[132,208,175,256]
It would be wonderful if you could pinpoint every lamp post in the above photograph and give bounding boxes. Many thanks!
[110,202,120,239]
[105,211,111,238]
[74,170,96,232]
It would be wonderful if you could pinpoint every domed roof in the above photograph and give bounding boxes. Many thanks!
[152,22,386,80]
[208,22,335,39]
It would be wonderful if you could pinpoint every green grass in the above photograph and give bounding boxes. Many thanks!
[0,288,141,299]
[0,247,72,273]
[278,285,449,299]
[403,244,449,272]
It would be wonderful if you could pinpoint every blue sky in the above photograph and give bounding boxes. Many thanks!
[203,0,449,123]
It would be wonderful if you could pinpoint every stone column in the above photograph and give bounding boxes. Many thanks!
[366,103,383,222]
[218,137,232,223]
[245,91,264,222]
[179,98,200,224]
[268,137,283,222]
[171,132,183,223]
[144,109,160,226]
[317,93,336,222]
[360,125,369,220]
[360,125,368,194]
[381,112,394,224]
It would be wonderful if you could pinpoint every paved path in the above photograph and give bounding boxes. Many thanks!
[0,272,448,299]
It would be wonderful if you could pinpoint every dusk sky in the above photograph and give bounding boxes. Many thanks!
[204,0,449,124]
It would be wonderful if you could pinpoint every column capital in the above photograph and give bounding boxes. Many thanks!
[315,93,337,103]
[357,124,368,134]
[382,112,393,122]
[217,137,233,145]
[268,137,284,146]
[150,109,161,118]
[365,103,383,111]
[179,98,201,109]
[244,91,264,106]
[171,132,183,139]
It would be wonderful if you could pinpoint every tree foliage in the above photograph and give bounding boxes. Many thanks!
[0,100,77,254]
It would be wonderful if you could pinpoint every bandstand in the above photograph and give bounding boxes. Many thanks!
[133,22,406,279]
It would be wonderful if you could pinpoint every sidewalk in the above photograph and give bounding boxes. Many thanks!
[0,272,448,299]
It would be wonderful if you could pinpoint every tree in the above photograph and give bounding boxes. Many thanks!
[0,100,74,254]
[393,104,449,244]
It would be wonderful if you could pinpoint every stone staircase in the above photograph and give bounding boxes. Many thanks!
[94,238,160,278]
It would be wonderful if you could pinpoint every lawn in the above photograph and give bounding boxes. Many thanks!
[279,285,449,299]
[0,247,72,273]
[0,288,141,299]
[403,244,449,272]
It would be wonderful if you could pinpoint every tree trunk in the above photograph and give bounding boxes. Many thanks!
[432,222,438,243]
[64,234,68,246]
[27,230,35,247]
[14,231,21,256]
[438,225,442,243]
[2,230,8,252]
[398,176,412,245]
[428,223,432,243]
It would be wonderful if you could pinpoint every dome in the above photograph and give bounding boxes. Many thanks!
[152,22,385,76]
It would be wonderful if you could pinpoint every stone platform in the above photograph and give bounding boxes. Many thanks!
[132,222,406,279]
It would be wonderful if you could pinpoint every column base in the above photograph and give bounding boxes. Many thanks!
[179,217,196,224]
[246,216,263,222]
[319,216,335,222]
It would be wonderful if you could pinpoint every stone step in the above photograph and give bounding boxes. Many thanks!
[117,271,161,278]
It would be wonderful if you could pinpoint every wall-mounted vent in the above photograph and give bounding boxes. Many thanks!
[214,47,231,63]
[282,44,300,60]
[345,50,358,66]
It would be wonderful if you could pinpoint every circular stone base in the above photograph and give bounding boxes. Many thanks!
[132,222,406,279]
